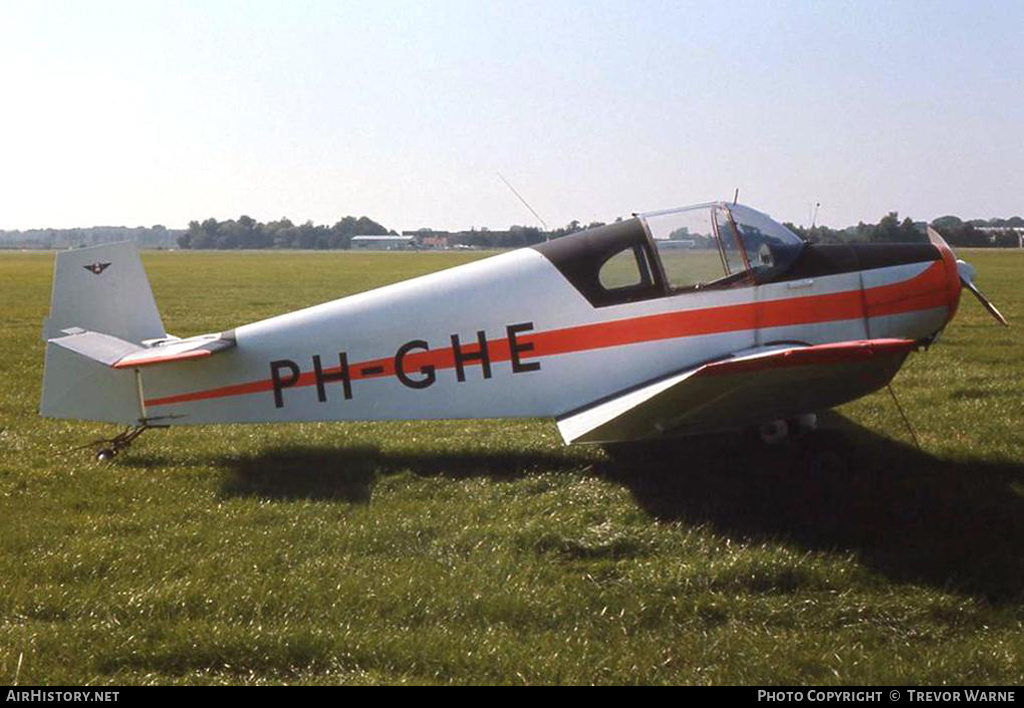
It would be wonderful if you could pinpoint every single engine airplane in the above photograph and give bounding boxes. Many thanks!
[39,202,1006,460]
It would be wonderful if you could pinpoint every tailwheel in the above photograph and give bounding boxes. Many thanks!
[74,421,165,462]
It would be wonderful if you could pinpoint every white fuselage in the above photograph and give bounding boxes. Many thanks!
[138,249,952,426]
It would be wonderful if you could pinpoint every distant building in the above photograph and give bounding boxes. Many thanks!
[418,235,450,249]
[403,230,452,249]
[977,226,1024,248]
[351,235,415,250]
[659,238,697,249]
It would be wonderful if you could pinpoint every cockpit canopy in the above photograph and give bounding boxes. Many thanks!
[532,201,805,307]
[638,202,805,291]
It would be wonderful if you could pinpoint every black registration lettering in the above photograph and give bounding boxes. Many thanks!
[450,330,492,382]
[507,322,541,373]
[270,359,301,408]
[312,353,352,401]
[395,340,436,389]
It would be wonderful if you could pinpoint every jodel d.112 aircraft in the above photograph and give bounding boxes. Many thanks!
[40,202,1006,460]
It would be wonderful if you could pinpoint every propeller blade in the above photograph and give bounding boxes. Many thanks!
[928,228,1009,327]
[960,275,1009,327]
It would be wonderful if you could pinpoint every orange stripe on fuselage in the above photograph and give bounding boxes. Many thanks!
[144,261,951,408]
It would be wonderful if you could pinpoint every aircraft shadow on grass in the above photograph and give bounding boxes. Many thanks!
[203,412,1024,602]
[214,444,578,504]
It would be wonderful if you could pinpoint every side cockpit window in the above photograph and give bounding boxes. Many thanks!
[530,219,665,307]
[599,245,651,290]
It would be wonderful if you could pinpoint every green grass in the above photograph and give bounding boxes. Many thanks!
[1,248,1023,685]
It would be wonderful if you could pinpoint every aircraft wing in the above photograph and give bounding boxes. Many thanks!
[556,339,916,444]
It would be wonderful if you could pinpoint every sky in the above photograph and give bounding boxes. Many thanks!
[1,0,1022,232]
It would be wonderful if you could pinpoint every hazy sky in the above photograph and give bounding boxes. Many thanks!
[2,0,1022,231]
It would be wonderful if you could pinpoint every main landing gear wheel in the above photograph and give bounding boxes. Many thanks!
[758,419,790,445]
[757,414,819,445]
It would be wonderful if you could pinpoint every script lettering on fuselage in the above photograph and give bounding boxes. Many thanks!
[269,321,541,408]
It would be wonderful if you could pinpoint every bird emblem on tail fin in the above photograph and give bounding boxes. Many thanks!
[82,262,111,275]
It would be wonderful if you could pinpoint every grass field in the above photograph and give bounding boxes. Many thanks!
[1,248,1023,685]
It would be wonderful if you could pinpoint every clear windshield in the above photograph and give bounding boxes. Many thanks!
[639,202,803,289]
[724,203,804,282]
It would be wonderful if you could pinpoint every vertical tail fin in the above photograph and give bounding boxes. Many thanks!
[42,242,166,343]
[41,243,165,423]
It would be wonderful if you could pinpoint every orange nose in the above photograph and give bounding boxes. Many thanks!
[927,227,963,325]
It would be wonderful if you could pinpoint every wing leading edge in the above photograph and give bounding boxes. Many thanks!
[556,339,916,444]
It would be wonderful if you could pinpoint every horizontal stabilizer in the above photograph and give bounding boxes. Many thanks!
[558,339,916,444]
[49,329,143,366]
[112,331,236,369]
[47,329,236,369]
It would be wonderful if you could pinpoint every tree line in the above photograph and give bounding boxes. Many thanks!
[2,210,1021,251]
[176,216,608,250]
[0,225,180,249]
[174,211,1023,251]
[175,215,391,250]
[785,212,1024,248]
